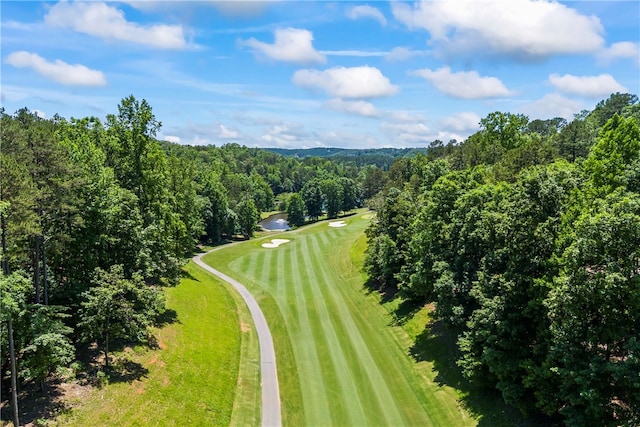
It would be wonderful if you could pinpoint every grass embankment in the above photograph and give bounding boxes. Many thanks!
[56,261,259,426]
[203,210,475,426]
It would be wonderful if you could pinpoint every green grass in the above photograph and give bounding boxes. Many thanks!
[203,210,476,426]
[56,261,259,426]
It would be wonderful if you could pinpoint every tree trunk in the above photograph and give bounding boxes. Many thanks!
[104,330,110,370]
[42,235,48,306]
[34,234,41,304]
[8,319,20,427]
[1,213,8,275]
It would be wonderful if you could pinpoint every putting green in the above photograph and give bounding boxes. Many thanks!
[203,211,473,426]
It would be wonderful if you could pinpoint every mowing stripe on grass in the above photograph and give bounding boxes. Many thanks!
[307,231,407,426]
[204,213,477,426]
[299,235,368,426]
[286,239,332,424]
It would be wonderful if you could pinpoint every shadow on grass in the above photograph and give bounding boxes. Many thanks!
[389,297,423,326]
[180,268,200,282]
[411,321,554,427]
[108,359,149,384]
[362,278,423,326]
[155,308,179,327]
[0,377,73,426]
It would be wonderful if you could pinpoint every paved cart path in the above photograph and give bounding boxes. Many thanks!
[193,250,281,427]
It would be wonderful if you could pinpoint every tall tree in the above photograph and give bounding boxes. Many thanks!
[546,193,640,425]
[286,193,305,227]
[0,271,31,427]
[236,199,259,238]
[584,114,640,192]
[321,178,343,219]
[79,265,164,370]
[302,180,323,221]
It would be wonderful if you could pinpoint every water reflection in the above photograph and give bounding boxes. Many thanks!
[259,212,291,231]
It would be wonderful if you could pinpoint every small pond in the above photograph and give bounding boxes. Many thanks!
[259,212,291,231]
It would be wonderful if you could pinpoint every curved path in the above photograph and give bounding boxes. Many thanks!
[193,250,281,427]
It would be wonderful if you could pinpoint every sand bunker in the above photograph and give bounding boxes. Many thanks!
[262,239,290,248]
[328,221,347,228]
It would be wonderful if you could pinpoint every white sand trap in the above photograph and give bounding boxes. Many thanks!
[328,221,347,227]
[262,239,290,248]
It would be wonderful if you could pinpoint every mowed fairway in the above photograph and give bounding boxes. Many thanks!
[203,211,474,426]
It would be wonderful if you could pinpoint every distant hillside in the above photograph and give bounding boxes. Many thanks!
[265,147,427,159]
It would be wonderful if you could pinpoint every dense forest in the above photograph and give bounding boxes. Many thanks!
[265,147,428,169]
[2,92,639,426]
[364,92,640,426]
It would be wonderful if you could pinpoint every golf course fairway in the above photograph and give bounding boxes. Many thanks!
[202,211,474,426]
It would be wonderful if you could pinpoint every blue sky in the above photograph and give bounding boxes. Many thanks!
[2,1,638,148]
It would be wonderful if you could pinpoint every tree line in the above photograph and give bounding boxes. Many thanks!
[364,93,640,426]
[0,95,378,425]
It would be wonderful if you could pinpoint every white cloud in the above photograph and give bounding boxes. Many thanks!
[324,99,379,117]
[392,0,604,60]
[384,47,429,61]
[380,121,433,144]
[261,123,309,147]
[217,124,241,139]
[243,28,325,64]
[164,135,181,144]
[33,109,47,119]
[380,110,482,145]
[519,93,587,120]
[439,112,481,133]
[45,1,187,49]
[292,66,398,99]
[346,5,387,26]
[549,73,627,98]
[5,51,107,86]
[598,41,640,65]
[410,66,511,99]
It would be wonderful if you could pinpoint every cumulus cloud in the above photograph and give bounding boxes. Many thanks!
[292,66,398,99]
[410,66,511,99]
[243,28,326,64]
[261,123,309,146]
[164,135,181,144]
[33,109,47,119]
[346,5,387,26]
[380,121,433,144]
[392,0,604,60]
[439,112,481,133]
[519,93,587,120]
[45,1,187,49]
[549,73,627,98]
[5,51,107,86]
[217,124,241,139]
[324,98,379,117]
[598,41,640,65]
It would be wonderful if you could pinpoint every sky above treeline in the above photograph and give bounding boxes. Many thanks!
[2,1,638,148]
